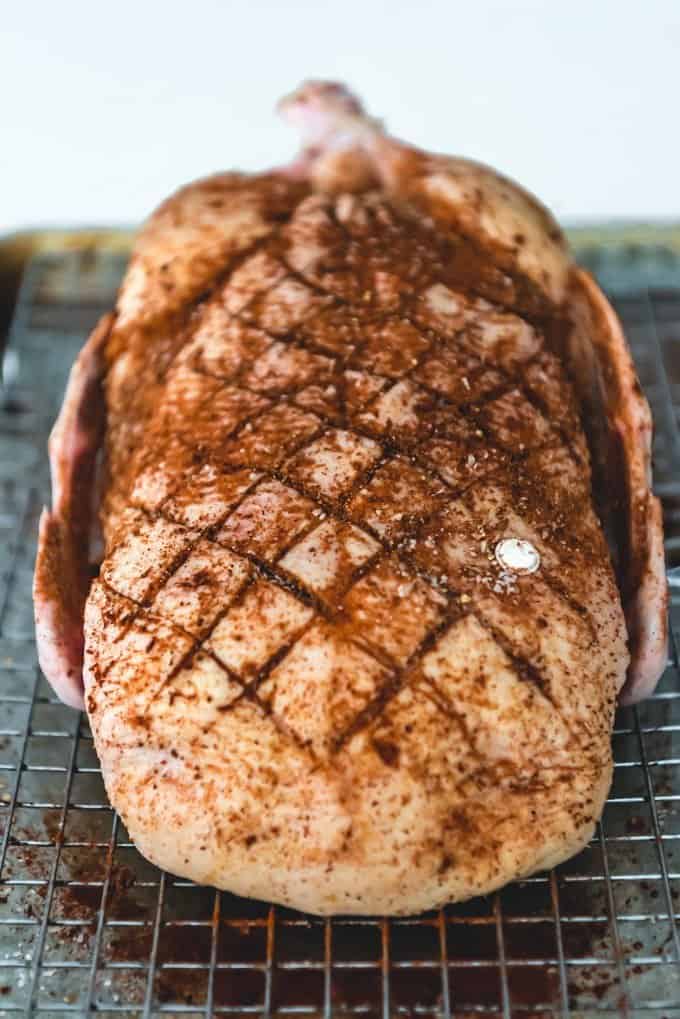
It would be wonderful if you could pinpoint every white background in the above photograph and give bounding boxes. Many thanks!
[2,0,679,233]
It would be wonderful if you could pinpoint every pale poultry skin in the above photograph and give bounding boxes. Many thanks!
[34,83,666,914]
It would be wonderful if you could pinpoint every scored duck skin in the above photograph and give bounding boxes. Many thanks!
[34,82,667,915]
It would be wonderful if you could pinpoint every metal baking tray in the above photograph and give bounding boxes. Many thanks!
[0,228,679,1017]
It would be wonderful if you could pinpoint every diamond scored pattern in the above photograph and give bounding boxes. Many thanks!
[222,403,323,469]
[101,509,198,604]
[206,579,314,680]
[150,539,251,637]
[286,428,382,501]
[347,458,448,541]
[162,464,261,529]
[179,308,272,379]
[343,558,447,666]
[216,478,317,560]
[105,192,595,759]
[279,518,380,605]
[5,217,673,1018]
[259,621,390,758]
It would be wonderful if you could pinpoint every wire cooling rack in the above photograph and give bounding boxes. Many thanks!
[0,245,679,1017]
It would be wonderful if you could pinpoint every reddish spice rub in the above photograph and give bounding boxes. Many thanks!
[33,81,665,916]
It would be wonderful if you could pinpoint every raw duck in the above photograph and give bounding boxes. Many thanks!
[34,82,667,915]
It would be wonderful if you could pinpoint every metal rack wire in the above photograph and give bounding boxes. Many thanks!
[0,246,679,1016]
